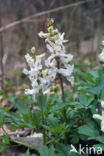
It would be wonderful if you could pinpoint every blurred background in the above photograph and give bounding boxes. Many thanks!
[0,0,104,89]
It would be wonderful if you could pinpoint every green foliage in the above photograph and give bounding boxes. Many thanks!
[38,144,70,156]
[78,92,94,108]
[1,63,104,154]
[0,134,10,153]
[78,124,99,137]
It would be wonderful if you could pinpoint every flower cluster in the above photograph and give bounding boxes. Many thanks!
[23,48,54,97]
[98,40,104,62]
[93,101,104,132]
[38,19,74,86]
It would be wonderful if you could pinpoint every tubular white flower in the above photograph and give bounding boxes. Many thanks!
[45,42,74,85]
[25,89,36,95]
[68,76,74,86]
[93,114,102,120]
[98,49,104,62]
[25,53,35,68]
[93,101,104,132]
[101,101,104,108]
[60,53,73,63]
[23,68,29,75]
[38,31,46,38]
[58,65,73,77]
[101,119,104,132]
[45,54,57,68]
[55,32,68,45]
[102,40,104,46]
[98,40,104,62]
[46,44,54,53]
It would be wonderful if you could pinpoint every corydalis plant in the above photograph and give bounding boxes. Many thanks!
[23,19,74,145]
[39,19,74,144]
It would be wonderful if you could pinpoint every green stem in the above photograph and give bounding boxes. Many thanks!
[10,138,38,151]
[57,59,68,144]
[47,122,74,145]
[40,94,46,145]
[59,76,68,144]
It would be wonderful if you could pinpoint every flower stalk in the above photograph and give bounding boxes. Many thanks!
[39,94,46,145]
[57,59,67,144]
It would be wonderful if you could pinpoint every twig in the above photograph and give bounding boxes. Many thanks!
[0,6,4,89]
[0,0,95,32]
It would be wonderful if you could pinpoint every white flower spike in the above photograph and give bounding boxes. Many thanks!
[39,19,74,86]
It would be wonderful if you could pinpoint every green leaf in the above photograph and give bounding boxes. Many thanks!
[75,72,93,83]
[78,92,94,108]
[39,145,56,156]
[99,87,104,101]
[0,134,10,153]
[36,94,47,113]
[22,149,30,156]
[78,125,99,137]
[84,118,97,130]
[41,94,47,112]
[51,101,76,112]
[0,144,8,153]
[71,135,79,144]
[89,70,99,83]
[83,86,98,95]
[56,144,71,156]
[15,99,28,114]
[46,114,59,127]
[95,136,104,143]
[43,124,65,134]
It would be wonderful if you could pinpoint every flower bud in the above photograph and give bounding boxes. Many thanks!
[48,26,54,32]
[42,68,48,77]
[38,31,45,38]
[31,47,35,54]
[47,18,54,26]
